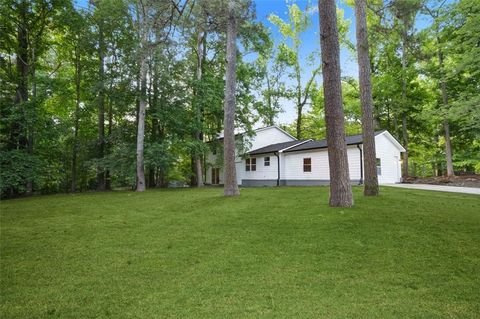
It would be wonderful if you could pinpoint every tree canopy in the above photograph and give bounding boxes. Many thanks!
[1,0,479,197]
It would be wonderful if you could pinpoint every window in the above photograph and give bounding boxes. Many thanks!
[246,158,256,171]
[303,158,312,172]
[264,156,270,166]
[376,158,382,175]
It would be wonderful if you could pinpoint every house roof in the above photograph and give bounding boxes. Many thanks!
[284,130,387,153]
[248,140,309,155]
[213,125,297,143]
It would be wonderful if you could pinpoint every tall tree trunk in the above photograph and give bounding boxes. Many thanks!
[26,47,37,194]
[13,0,29,149]
[401,32,409,178]
[72,46,81,193]
[355,0,379,196]
[393,113,398,137]
[136,17,149,192]
[97,22,106,190]
[402,113,409,177]
[318,0,353,207]
[194,30,205,187]
[296,105,303,139]
[148,61,159,188]
[443,119,453,177]
[386,103,391,131]
[105,93,113,189]
[136,54,147,192]
[437,46,454,177]
[265,75,274,126]
[11,1,29,196]
[189,160,196,187]
[295,62,302,139]
[223,1,240,197]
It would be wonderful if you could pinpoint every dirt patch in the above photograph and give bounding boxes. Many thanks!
[403,174,480,188]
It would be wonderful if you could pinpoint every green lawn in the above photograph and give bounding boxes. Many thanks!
[1,187,479,318]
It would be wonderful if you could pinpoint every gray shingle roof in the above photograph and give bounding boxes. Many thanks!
[284,130,386,153]
[248,140,308,155]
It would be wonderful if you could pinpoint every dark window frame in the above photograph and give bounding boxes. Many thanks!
[246,158,257,171]
[264,156,270,166]
[303,158,312,172]
[376,158,382,175]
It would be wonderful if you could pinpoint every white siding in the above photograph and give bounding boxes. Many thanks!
[244,127,296,151]
[242,154,278,181]
[206,126,295,185]
[284,149,329,180]
[279,153,287,180]
[205,128,403,186]
[283,146,362,181]
[235,161,242,185]
[374,133,402,183]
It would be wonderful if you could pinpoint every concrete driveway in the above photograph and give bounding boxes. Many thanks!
[384,183,480,195]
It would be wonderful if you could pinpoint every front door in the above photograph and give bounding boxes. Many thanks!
[212,168,220,185]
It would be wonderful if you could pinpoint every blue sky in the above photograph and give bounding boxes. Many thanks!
[254,0,359,124]
[255,0,359,75]
[252,0,436,125]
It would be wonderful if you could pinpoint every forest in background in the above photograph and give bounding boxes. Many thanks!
[1,0,479,197]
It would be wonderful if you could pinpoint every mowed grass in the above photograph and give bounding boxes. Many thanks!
[1,187,479,318]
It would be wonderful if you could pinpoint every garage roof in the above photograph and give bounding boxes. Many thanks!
[248,140,309,155]
[284,130,386,153]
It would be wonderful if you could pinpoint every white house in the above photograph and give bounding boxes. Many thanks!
[205,126,405,186]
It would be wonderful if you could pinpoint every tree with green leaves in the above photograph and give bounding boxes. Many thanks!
[269,4,321,139]
[421,1,455,177]
[1,0,479,199]
[254,34,286,126]
[222,0,241,197]
[0,0,72,196]
[390,0,423,178]
[132,0,190,192]
[355,0,379,195]
[61,9,92,192]
[318,0,353,207]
